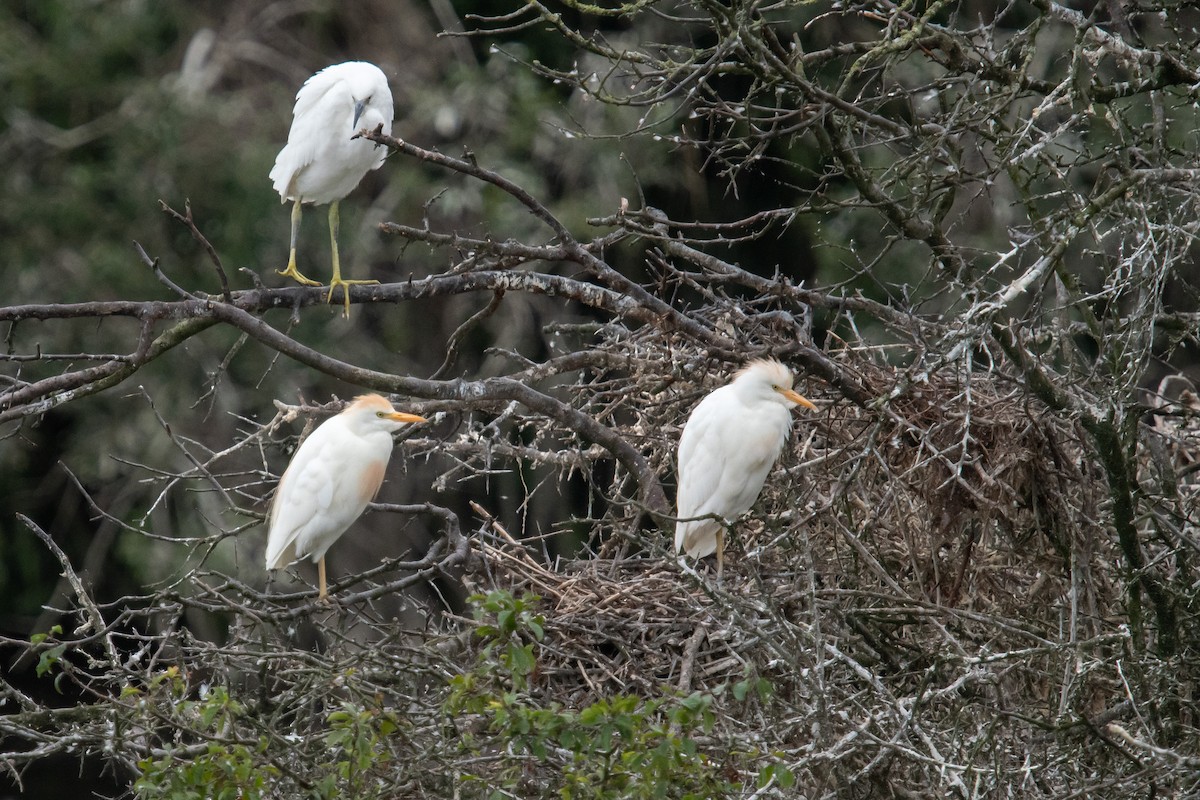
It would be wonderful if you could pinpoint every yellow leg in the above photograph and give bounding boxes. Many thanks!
[318,556,328,601]
[277,199,322,286]
[325,200,378,318]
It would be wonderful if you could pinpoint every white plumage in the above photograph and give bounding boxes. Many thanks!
[265,394,424,599]
[674,359,816,575]
[270,61,393,204]
[270,61,394,316]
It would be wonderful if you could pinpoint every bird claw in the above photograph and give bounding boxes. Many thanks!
[326,278,380,318]
[277,265,322,287]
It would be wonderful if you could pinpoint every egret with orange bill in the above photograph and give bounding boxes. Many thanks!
[674,360,816,576]
[265,394,425,599]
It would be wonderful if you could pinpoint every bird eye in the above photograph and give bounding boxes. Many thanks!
[376,411,385,417]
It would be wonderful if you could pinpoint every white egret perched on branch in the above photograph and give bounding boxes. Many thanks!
[270,61,394,317]
[675,359,817,576]
[265,394,425,600]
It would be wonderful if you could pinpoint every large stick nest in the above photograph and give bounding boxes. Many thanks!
[452,361,1193,795]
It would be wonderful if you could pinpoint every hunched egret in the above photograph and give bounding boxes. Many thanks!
[270,61,394,317]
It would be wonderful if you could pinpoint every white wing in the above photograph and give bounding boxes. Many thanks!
[675,388,729,557]
[675,387,790,557]
[269,69,344,200]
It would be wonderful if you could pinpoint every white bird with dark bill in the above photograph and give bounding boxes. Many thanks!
[270,61,394,317]
[265,394,425,600]
[675,359,816,576]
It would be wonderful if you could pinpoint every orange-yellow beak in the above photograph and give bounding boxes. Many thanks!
[778,388,817,410]
[386,412,427,424]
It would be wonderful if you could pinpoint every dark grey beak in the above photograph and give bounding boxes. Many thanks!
[352,99,366,129]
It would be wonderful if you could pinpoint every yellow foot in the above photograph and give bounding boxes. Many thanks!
[326,278,380,318]
[277,264,322,287]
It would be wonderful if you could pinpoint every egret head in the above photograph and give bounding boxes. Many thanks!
[329,62,393,131]
[343,394,426,433]
[734,359,817,410]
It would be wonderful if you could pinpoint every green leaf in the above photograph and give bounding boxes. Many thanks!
[507,642,535,675]
[578,704,602,725]
[30,624,62,647]
[35,643,66,677]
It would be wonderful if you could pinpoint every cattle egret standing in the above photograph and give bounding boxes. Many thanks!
[265,394,425,600]
[270,61,394,317]
[675,359,816,576]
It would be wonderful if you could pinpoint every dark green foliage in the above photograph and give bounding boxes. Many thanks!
[447,591,740,799]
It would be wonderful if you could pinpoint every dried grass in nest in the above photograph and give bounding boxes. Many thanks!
[466,535,759,702]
